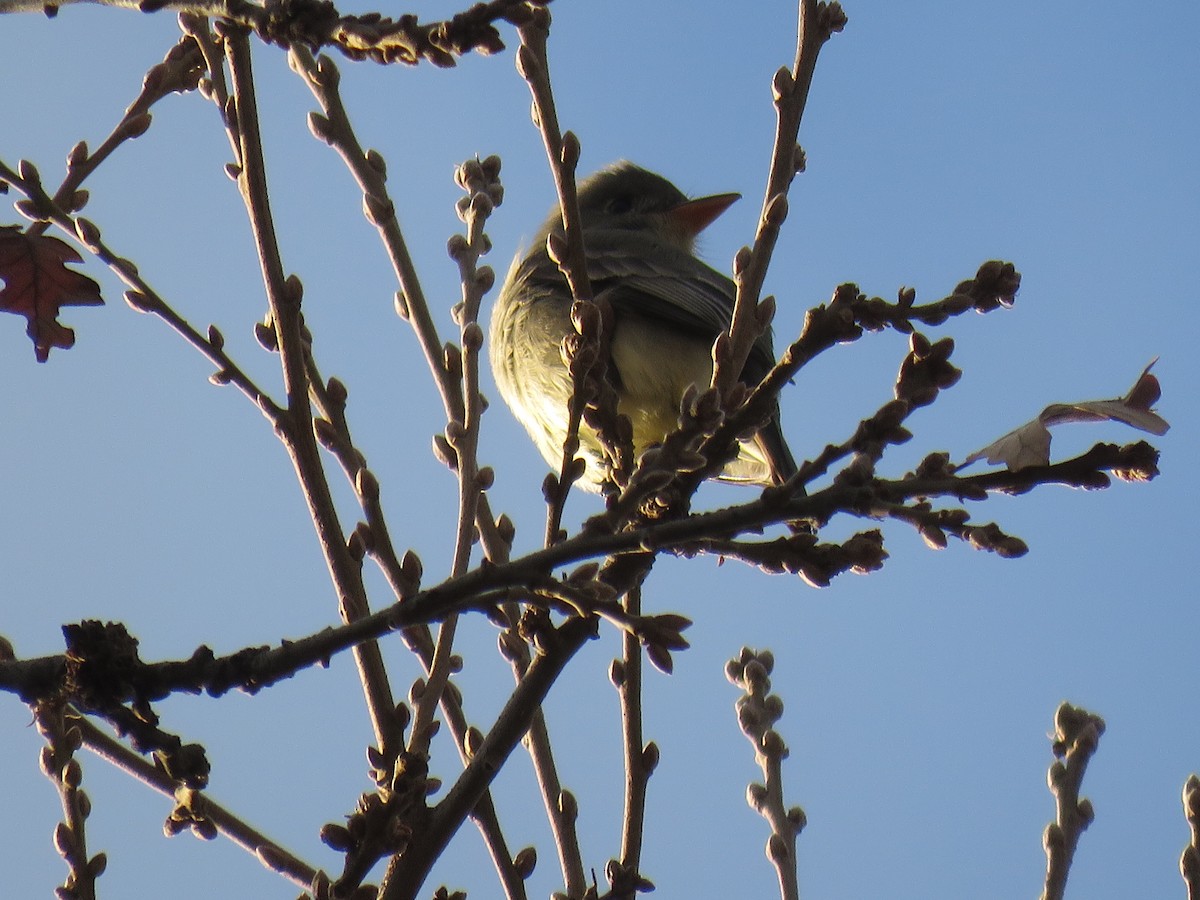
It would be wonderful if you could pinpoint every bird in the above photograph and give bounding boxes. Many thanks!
[489,161,796,492]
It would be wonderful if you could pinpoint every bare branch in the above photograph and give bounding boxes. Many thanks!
[35,702,105,900]
[1040,702,1105,900]
[716,0,845,392]
[379,615,597,900]
[514,9,605,541]
[612,585,655,900]
[223,24,401,754]
[76,712,322,891]
[727,649,804,900]
[0,0,547,67]
[1182,775,1200,900]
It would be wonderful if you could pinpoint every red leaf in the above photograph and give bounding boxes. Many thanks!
[0,225,104,362]
[1123,359,1162,411]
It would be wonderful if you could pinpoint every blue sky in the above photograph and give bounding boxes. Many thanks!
[2,3,1197,898]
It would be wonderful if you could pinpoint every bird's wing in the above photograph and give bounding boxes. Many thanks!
[583,232,734,332]
[581,231,777,379]
[513,231,778,380]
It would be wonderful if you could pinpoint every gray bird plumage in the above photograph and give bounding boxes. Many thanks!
[490,162,796,491]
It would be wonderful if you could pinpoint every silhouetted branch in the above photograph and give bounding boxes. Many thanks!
[1182,775,1200,900]
[727,649,804,900]
[1040,703,1105,900]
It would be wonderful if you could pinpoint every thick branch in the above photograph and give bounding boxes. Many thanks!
[0,0,548,67]
[378,616,597,900]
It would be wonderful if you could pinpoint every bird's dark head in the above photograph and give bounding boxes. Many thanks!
[577,162,688,222]
[539,162,739,251]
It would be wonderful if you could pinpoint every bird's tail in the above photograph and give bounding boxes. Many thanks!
[757,414,798,486]
[718,412,797,487]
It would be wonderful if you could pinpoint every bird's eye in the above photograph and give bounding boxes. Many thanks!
[604,196,634,215]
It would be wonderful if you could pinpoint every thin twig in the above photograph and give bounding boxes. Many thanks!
[34,702,104,900]
[283,49,528,889]
[614,585,652,899]
[502,11,599,895]
[727,649,804,900]
[717,0,845,391]
[1182,775,1200,900]
[288,44,511,563]
[26,34,204,239]
[303,350,528,898]
[409,158,502,761]
[1040,702,1105,900]
[73,712,322,891]
[516,9,603,545]
[290,46,529,892]
[0,157,285,424]
[222,25,400,755]
[289,46,464,424]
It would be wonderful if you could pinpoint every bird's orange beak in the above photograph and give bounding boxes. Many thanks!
[667,192,740,238]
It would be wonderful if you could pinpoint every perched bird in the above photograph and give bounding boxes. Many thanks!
[489,161,796,491]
